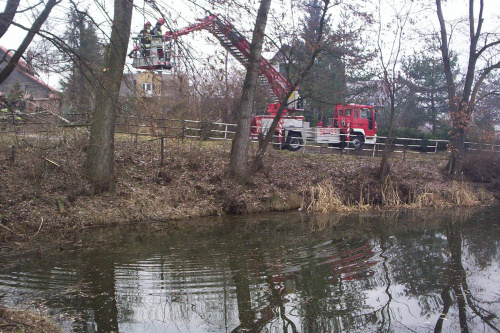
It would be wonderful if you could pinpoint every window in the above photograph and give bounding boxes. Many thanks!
[354,109,359,118]
[24,84,36,95]
[345,109,352,116]
[142,83,154,96]
[360,108,371,119]
[142,83,154,91]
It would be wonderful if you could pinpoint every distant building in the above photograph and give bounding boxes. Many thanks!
[0,45,61,113]
[120,71,189,98]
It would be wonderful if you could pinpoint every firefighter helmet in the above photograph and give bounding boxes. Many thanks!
[158,18,165,25]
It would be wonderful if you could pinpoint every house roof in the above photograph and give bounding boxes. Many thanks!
[0,45,58,93]
[0,45,32,73]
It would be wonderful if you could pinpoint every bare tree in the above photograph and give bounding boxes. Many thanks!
[376,0,412,178]
[0,0,60,85]
[251,0,331,172]
[436,0,500,176]
[85,0,133,193]
[229,0,272,182]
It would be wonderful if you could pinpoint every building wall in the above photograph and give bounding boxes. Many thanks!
[119,71,189,99]
[0,67,53,99]
[135,72,162,97]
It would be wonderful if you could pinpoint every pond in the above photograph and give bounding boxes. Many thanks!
[1,206,499,332]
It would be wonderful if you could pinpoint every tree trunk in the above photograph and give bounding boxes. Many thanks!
[447,123,467,176]
[0,0,20,38]
[253,0,330,171]
[229,0,272,182]
[431,93,436,133]
[85,0,133,193]
[379,81,396,178]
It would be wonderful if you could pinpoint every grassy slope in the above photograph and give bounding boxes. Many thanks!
[0,133,496,244]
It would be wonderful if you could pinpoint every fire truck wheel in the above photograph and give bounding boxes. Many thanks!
[286,133,303,151]
[350,136,364,150]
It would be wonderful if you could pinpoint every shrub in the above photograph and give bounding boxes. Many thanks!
[463,151,500,183]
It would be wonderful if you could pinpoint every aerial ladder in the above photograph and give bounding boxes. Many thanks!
[130,14,300,112]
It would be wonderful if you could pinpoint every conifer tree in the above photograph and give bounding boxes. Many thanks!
[400,51,456,134]
[59,7,103,118]
[296,0,373,123]
[296,0,342,122]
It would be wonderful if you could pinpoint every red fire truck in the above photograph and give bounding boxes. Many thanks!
[130,14,377,151]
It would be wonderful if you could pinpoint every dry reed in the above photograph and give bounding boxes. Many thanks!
[444,181,479,206]
[304,182,346,213]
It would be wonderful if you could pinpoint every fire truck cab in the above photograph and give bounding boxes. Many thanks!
[333,104,377,150]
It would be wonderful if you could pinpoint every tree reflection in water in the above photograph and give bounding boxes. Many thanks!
[229,237,377,332]
[0,208,500,332]
[435,221,500,333]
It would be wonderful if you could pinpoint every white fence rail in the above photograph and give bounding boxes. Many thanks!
[2,115,499,155]
[160,119,500,155]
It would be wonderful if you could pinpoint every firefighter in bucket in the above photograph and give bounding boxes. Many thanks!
[128,22,152,58]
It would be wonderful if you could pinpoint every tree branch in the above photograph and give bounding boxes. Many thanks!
[0,0,20,38]
[0,0,60,85]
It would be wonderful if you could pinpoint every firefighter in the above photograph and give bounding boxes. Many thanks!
[151,18,166,61]
[151,18,165,36]
[139,22,152,57]
[127,22,152,58]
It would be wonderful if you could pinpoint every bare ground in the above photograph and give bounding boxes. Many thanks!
[0,133,497,245]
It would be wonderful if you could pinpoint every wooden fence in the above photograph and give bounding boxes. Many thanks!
[1,114,499,156]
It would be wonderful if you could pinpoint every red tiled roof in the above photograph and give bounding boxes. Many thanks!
[0,45,31,72]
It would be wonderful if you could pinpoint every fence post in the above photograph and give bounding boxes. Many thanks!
[160,137,164,166]
[372,137,376,158]
[403,139,407,160]
[182,120,185,143]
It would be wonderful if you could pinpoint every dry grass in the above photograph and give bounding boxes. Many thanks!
[444,181,480,206]
[413,191,447,207]
[0,307,62,333]
[0,130,496,244]
[381,177,403,207]
[303,182,345,213]
[302,176,486,213]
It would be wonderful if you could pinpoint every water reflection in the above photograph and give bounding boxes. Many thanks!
[0,207,499,332]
